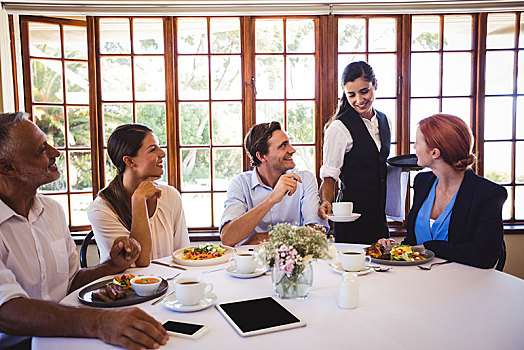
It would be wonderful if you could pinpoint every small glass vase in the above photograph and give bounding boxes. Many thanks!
[271,261,313,299]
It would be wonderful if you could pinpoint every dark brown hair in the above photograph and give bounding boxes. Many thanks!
[99,124,152,229]
[244,121,282,167]
[419,113,476,171]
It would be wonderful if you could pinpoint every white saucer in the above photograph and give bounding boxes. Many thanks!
[162,293,217,312]
[226,264,268,278]
[329,262,373,276]
[327,213,361,222]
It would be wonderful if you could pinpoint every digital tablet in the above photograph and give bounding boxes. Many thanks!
[215,296,306,337]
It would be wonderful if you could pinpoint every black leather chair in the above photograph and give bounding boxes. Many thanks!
[495,240,506,272]
[80,230,97,268]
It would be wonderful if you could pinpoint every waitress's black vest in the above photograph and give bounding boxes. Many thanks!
[334,106,390,244]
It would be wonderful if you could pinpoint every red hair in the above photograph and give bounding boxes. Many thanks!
[418,114,476,171]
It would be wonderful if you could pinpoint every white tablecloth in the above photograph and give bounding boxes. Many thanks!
[33,244,524,350]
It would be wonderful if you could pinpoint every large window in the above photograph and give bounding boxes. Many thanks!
[18,12,524,234]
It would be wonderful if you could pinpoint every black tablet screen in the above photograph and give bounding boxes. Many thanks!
[218,297,301,333]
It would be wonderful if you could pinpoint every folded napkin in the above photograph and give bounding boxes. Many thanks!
[385,165,408,221]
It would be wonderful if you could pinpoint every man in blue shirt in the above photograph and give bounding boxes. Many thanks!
[220,121,328,246]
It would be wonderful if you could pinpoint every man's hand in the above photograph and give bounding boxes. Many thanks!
[109,237,141,271]
[96,307,168,350]
[378,238,398,246]
[268,173,302,204]
[317,200,332,219]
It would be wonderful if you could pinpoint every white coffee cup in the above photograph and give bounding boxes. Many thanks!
[229,252,258,274]
[338,250,371,272]
[174,277,213,306]
[332,202,353,217]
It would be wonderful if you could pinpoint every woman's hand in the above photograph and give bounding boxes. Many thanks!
[318,200,332,219]
[378,238,397,246]
[132,177,162,201]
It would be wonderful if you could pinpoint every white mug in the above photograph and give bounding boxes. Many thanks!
[229,252,258,274]
[174,277,213,305]
[332,202,353,217]
[338,250,371,272]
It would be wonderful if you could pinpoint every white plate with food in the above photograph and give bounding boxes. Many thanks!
[327,213,361,222]
[365,243,435,266]
[328,262,373,276]
[172,244,234,266]
[226,264,268,279]
[162,293,217,312]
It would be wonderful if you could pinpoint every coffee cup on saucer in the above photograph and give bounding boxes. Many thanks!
[338,250,371,272]
[229,251,258,274]
[174,276,213,306]
[332,202,353,217]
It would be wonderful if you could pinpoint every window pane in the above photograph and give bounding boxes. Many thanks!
[516,186,524,220]
[441,98,471,127]
[65,61,89,104]
[256,56,284,99]
[484,96,513,140]
[52,195,69,225]
[213,148,242,191]
[180,102,209,145]
[517,96,524,139]
[256,101,284,125]
[486,13,516,49]
[70,193,92,226]
[213,192,227,227]
[412,16,440,51]
[287,101,314,144]
[286,55,315,99]
[410,98,439,142]
[369,18,396,52]
[517,142,524,184]
[182,193,211,227]
[31,59,63,103]
[69,151,92,191]
[181,148,210,191]
[33,106,65,147]
[212,102,242,145]
[40,152,67,192]
[520,15,524,48]
[136,103,166,145]
[502,186,511,220]
[134,56,165,100]
[103,103,133,144]
[368,54,397,98]
[293,146,315,174]
[29,22,61,58]
[101,57,132,100]
[286,19,315,53]
[211,56,241,100]
[67,106,90,148]
[442,52,471,96]
[210,18,240,54]
[485,51,514,95]
[64,26,87,59]
[255,19,283,53]
[133,18,164,54]
[443,15,472,50]
[177,18,208,54]
[518,51,524,94]
[374,99,396,142]
[411,53,439,97]
[338,18,366,52]
[99,18,131,54]
[178,56,209,100]
[484,142,511,184]
[337,54,366,89]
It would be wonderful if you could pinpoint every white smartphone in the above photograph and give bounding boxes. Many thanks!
[162,320,209,339]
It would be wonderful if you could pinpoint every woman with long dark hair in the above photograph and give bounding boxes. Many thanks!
[318,61,391,244]
[87,124,189,266]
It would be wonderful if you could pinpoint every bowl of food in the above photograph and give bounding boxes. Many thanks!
[130,275,162,296]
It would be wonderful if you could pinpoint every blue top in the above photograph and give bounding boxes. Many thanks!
[415,178,458,245]
[220,168,329,245]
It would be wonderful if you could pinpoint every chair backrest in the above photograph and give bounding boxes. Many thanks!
[495,240,506,272]
[80,230,96,268]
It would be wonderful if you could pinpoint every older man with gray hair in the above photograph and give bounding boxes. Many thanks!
[0,112,168,350]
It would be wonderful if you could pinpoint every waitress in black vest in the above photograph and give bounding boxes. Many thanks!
[318,61,391,244]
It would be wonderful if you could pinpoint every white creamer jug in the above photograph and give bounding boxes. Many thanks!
[337,272,359,309]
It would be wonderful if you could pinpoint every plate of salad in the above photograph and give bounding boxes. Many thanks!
[172,244,234,266]
[370,245,435,266]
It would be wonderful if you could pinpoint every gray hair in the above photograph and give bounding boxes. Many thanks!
[0,112,29,160]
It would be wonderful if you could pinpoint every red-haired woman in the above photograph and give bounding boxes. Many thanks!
[381,114,506,268]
